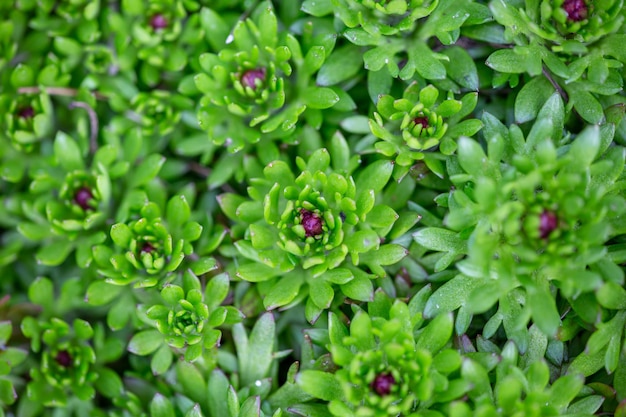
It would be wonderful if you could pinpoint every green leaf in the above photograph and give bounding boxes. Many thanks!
[416,312,453,354]
[161,285,184,305]
[486,48,531,74]
[536,93,565,142]
[54,132,84,171]
[95,367,124,399]
[424,274,485,318]
[412,42,446,80]
[166,195,191,231]
[596,282,626,309]
[340,270,373,301]
[129,154,166,187]
[207,370,230,417]
[191,257,218,275]
[184,405,203,417]
[566,125,600,170]
[241,313,275,386]
[457,137,487,177]
[0,321,11,345]
[36,239,73,266]
[0,379,16,405]
[550,375,584,411]
[217,193,247,222]
[240,396,261,417]
[442,47,479,90]
[316,45,363,86]
[176,361,207,404]
[151,345,174,376]
[263,273,304,310]
[199,8,230,49]
[150,393,176,417]
[310,279,334,309]
[237,263,280,282]
[302,87,340,109]
[566,84,604,124]
[28,277,54,309]
[527,285,560,337]
[297,370,343,401]
[413,228,466,254]
[514,76,554,123]
[128,330,163,356]
[110,223,132,248]
[205,274,230,311]
[355,160,393,195]
[301,0,333,16]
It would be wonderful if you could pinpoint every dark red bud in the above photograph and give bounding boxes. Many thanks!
[371,372,395,396]
[141,242,155,253]
[241,68,266,90]
[150,14,168,30]
[55,350,72,368]
[300,209,323,237]
[562,0,588,22]
[73,187,93,211]
[413,116,429,129]
[539,210,558,239]
[17,106,35,119]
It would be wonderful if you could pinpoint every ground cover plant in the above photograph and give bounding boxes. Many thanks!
[1,0,626,416]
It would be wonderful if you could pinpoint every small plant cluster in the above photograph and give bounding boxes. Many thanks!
[1,0,626,416]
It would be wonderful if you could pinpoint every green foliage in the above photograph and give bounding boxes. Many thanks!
[1,1,626,416]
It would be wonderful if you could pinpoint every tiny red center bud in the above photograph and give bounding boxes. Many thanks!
[562,0,588,22]
[371,372,395,396]
[55,350,72,368]
[539,210,558,239]
[241,68,266,90]
[413,116,429,129]
[141,242,155,253]
[300,209,323,237]
[17,106,35,119]
[150,14,168,30]
[73,187,93,210]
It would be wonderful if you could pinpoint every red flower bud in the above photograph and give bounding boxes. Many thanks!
[300,209,323,237]
[413,116,429,129]
[141,242,156,253]
[371,372,395,396]
[150,14,168,30]
[562,0,588,22]
[539,210,558,239]
[73,187,94,211]
[241,68,266,90]
[55,350,72,368]
[17,106,35,119]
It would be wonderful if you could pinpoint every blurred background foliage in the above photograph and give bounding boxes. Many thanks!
[1,0,626,416]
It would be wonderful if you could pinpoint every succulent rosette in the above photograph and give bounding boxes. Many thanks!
[369,83,481,180]
[1,90,54,153]
[416,97,626,337]
[195,1,342,153]
[450,340,594,417]
[331,0,439,36]
[0,321,28,410]
[219,142,414,321]
[131,90,192,137]
[94,195,203,288]
[514,0,625,46]
[22,317,98,407]
[26,0,101,41]
[16,132,116,267]
[132,273,242,368]
[297,291,465,416]
[194,3,292,151]
[106,0,204,86]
